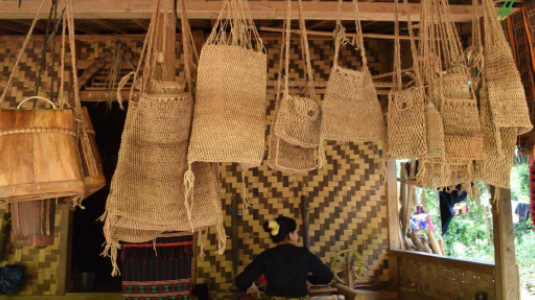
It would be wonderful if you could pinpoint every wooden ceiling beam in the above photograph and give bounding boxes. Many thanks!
[0,0,510,22]
[0,20,30,34]
[132,19,149,30]
[92,20,127,34]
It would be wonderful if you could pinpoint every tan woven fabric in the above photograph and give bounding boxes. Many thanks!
[425,102,445,159]
[482,0,532,136]
[387,87,428,159]
[275,94,321,148]
[187,0,267,167]
[320,0,385,144]
[475,86,517,189]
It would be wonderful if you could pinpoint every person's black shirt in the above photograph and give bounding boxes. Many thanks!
[235,244,334,298]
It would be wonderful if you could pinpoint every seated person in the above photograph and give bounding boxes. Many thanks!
[235,216,334,299]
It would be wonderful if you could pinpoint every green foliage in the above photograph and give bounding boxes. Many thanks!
[421,159,535,296]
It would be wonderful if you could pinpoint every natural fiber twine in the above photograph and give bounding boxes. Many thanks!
[475,86,517,189]
[320,0,385,144]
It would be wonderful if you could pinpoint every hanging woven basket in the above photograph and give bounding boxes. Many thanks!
[0,97,84,204]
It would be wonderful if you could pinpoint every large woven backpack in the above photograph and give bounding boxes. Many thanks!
[187,0,267,169]
[321,0,385,144]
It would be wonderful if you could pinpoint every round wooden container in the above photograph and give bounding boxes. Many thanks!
[80,107,106,199]
[0,97,84,203]
[10,199,56,248]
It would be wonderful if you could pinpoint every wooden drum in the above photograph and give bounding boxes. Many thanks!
[80,107,106,199]
[0,97,84,203]
[10,199,56,248]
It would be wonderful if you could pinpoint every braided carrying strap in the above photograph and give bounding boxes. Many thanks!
[0,127,77,138]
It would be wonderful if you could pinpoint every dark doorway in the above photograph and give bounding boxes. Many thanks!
[70,102,127,292]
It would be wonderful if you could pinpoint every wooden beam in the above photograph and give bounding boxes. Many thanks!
[132,19,149,30]
[491,187,520,300]
[386,161,400,290]
[260,26,417,40]
[0,20,30,34]
[92,20,127,34]
[57,203,74,295]
[0,0,509,22]
[389,250,495,276]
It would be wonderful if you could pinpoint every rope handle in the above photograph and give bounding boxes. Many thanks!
[297,0,316,100]
[16,96,57,110]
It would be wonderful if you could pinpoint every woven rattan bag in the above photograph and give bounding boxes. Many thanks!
[321,0,385,143]
[187,0,267,168]
[105,163,224,246]
[482,0,532,137]
[439,72,484,161]
[475,86,517,189]
[274,94,321,148]
[268,0,320,174]
[387,0,427,160]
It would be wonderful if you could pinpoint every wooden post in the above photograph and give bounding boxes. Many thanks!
[491,186,520,300]
[386,161,400,290]
[57,202,73,295]
[157,0,176,82]
[231,195,240,278]
[301,194,310,250]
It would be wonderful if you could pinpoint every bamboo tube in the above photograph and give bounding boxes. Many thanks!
[426,229,442,255]
[420,235,433,254]
[438,236,447,255]
[404,236,416,250]
[411,231,425,252]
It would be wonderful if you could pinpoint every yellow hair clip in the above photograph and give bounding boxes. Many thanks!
[268,220,280,236]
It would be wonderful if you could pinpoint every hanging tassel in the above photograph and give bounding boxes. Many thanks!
[216,215,227,255]
[183,163,196,232]
[440,161,451,187]
[198,230,208,257]
[417,160,429,187]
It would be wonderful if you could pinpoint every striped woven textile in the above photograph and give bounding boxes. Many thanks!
[121,234,193,300]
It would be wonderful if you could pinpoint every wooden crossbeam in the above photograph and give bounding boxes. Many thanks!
[0,0,509,22]
[92,20,127,34]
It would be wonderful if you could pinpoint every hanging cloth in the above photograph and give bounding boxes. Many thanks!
[386,0,427,160]
[439,185,467,235]
[268,0,321,174]
[320,0,385,144]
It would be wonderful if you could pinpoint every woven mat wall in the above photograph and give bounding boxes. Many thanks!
[0,37,388,295]
[196,38,389,296]
[398,256,496,300]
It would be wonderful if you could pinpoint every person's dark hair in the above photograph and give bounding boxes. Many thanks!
[263,216,297,243]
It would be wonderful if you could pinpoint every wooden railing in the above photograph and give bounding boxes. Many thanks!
[390,250,496,300]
